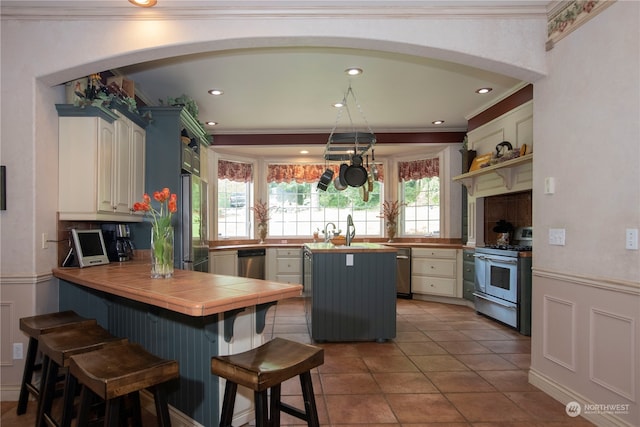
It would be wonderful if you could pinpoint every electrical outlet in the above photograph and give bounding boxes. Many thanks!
[13,343,23,360]
[626,228,638,250]
[42,232,48,249]
[549,228,566,246]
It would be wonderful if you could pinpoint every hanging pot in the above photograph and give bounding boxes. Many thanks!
[345,154,367,187]
[370,149,379,180]
[338,163,349,187]
[361,183,369,202]
[334,176,347,191]
[317,168,334,191]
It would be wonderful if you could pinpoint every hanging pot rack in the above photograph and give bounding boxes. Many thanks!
[324,84,376,162]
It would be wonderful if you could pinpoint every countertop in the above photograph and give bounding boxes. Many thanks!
[53,261,302,317]
[303,242,398,253]
[211,241,463,251]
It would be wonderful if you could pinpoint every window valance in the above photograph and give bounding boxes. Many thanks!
[398,158,439,181]
[218,160,253,182]
[267,163,385,184]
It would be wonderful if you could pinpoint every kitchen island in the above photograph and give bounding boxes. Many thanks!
[53,261,301,427]
[303,243,397,342]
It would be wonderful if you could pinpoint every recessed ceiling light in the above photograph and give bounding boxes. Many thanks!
[300,150,309,154]
[208,89,224,96]
[476,87,492,94]
[205,121,217,126]
[333,101,345,108]
[128,0,157,7]
[345,68,363,76]
[432,120,445,125]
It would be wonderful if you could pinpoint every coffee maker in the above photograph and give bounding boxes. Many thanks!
[101,224,134,262]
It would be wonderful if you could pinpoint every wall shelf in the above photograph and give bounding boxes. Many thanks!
[453,153,533,196]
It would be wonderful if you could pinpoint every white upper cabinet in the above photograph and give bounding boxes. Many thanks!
[57,104,146,222]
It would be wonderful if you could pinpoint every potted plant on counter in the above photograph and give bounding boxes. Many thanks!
[251,199,272,244]
[380,200,403,242]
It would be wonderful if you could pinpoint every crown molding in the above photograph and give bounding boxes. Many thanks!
[1,1,548,21]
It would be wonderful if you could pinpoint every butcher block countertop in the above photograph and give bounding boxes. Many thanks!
[53,261,302,317]
[303,242,398,253]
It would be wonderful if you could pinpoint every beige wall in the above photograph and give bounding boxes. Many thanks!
[1,2,638,425]
[531,3,640,426]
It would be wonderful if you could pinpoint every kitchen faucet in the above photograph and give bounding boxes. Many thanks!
[346,215,355,246]
[324,222,336,243]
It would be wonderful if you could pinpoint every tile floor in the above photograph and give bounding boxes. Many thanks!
[265,296,595,426]
[2,297,595,426]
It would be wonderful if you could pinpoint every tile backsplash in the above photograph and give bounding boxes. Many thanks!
[484,191,532,244]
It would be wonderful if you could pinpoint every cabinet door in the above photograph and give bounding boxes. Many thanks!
[112,117,132,214]
[97,121,116,213]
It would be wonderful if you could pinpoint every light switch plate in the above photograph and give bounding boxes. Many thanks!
[549,228,566,246]
[346,253,354,266]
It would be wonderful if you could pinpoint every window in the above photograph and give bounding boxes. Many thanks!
[217,160,253,238]
[399,158,440,237]
[266,164,383,238]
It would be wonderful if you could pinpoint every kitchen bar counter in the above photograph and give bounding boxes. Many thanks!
[54,261,301,426]
[53,261,302,316]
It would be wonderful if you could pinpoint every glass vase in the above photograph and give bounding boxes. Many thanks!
[386,222,397,243]
[257,222,268,244]
[151,226,174,278]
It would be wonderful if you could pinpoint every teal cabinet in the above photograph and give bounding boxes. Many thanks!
[462,249,475,301]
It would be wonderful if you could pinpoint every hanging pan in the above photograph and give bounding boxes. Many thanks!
[344,154,367,187]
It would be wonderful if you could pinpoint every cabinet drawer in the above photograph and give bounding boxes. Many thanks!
[412,276,456,297]
[277,258,301,274]
[412,258,456,278]
[462,279,475,301]
[275,274,302,285]
[462,261,475,282]
[276,248,301,258]
[412,248,456,259]
[463,250,475,262]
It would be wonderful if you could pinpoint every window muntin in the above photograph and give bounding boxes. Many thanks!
[267,164,383,237]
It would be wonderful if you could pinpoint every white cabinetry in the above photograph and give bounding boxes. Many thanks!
[411,248,461,297]
[57,105,146,222]
[266,248,302,284]
[210,250,238,276]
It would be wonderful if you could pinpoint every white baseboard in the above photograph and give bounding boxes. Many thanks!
[529,368,634,427]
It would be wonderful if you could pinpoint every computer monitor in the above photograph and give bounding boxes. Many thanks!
[71,229,110,268]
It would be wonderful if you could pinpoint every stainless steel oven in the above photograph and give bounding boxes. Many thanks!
[474,246,532,335]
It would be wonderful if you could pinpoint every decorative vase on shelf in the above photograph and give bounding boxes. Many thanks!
[151,225,174,278]
[257,222,268,244]
[386,222,397,243]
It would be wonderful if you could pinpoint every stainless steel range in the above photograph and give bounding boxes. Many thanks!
[474,235,532,335]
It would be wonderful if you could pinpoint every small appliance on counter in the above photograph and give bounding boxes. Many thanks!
[101,223,134,262]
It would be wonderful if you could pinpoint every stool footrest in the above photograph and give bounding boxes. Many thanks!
[280,402,308,421]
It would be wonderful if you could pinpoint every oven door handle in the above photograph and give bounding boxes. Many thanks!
[486,257,518,265]
[473,292,517,309]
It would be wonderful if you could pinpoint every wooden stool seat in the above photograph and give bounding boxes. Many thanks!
[17,311,96,415]
[36,324,127,427]
[69,342,179,427]
[211,337,324,427]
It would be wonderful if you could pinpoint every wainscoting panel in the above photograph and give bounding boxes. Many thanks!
[0,303,13,366]
[543,294,576,371]
[590,308,635,400]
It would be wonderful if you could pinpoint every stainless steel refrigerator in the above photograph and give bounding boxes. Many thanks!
[181,174,209,272]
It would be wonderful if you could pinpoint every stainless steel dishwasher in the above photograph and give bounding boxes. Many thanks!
[237,248,266,279]
[396,247,412,298]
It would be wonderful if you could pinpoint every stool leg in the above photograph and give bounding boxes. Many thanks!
[76,385,93,427]
[104,396,121,427]
[17,336,38,415]
[219,380,237,427]
[151,386,171,427]
[254,390,268,427]
[300,371,320,427]
[269,385,281,427]
[35,355,57,427]
[127,391,143,427]
[60,372,78,427]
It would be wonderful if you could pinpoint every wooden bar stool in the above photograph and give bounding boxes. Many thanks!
[211,337,324,427]
[69,342,179,427]
[17,311,96,415]
[36,323,127,427]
